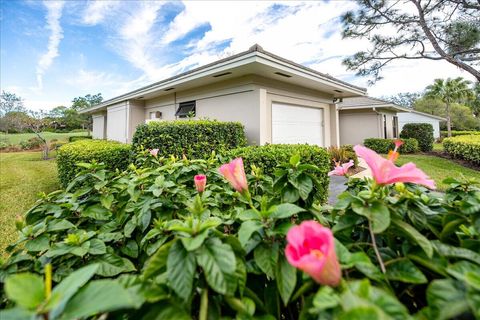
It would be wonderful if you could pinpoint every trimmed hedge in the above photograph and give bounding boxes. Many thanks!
[132,120,247,159]
[224,144,330,203]
[443,135,480,165]
[363,138,419,154]
[68,135,92,142]
[441,130,480,137]
[400,123,434,152]
[57,140,132,187]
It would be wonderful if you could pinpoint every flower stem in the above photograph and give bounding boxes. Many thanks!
[199,288,208,320]
[368,220,386,274]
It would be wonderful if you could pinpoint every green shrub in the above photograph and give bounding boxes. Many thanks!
[132,120,247,159]
[400,123,434,151]
[2,149,480,319]
[363,138,419,154]
[0,141,9,149]
[68,135,92,142]
[224,144,330,203]
[441,130,480,137]
[444,135,480,165]
[19,137,43,150]
[56,140,132,187]
[328,145,358,168]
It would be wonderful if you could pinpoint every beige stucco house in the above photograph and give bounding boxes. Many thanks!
[338,97,446,145]
[81,44,366,147]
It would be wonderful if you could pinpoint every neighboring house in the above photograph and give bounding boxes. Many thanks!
[81,44,366,147]
[397,110,445,139]
[337,97,410,145]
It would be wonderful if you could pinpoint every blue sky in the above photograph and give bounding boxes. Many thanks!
[0,0,473,110]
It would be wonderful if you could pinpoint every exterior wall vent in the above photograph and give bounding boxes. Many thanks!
[164,87,175,91]
[274,72,292,78]
[212,72,232,78]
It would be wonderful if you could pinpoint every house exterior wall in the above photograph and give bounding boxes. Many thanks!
[92,113,106,139]
[398,112,441,138]
[339,110,381,145]
[101,75,339,146]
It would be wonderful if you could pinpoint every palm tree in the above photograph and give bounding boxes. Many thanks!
[425,77,474,137]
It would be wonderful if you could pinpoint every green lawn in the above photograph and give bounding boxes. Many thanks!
[0,152,60,258]
[0,131,89,145]
[396,154,480,191]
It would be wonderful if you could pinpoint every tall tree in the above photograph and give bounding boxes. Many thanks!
[342,0,480,83]
[71,93,103,111]
[468,82,480,116]
[383,92,421,108]
[0,91,25,117]
[424,77,474,136]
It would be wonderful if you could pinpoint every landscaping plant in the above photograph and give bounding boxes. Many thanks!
[444,134,480,165]
[400,123,435,152]
[364,137,419,154]
[1,144,479,319]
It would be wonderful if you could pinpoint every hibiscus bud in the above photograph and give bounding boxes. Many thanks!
[219,158,248,193]
[194,174,207,193]
[15,215,25,231]
[395,182,406,193]
[285,221,341,286]
[149,149,159,157]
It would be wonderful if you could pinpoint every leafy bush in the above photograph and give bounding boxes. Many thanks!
[441,130,480,137]
[328,145,358,167]
[56,140,132,187]
[444,135,480,165]
[363,138,419,154]
[0,141,9,149]
[2,150,480,319]
[68,135,92,142]
[400,123,434,152]
[132,120,247,159]
[19,137,44,150]
[224,144,330,203]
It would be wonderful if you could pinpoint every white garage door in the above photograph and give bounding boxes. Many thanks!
[272,103,324,146]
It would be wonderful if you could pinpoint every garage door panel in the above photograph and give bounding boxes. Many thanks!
[272,103,324,146]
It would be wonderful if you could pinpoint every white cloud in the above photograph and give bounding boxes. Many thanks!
[36,1,64,90]
[82,0,121,25]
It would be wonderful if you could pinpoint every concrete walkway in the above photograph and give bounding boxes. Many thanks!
[328,158,371,205]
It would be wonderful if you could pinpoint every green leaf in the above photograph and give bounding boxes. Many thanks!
[25,234,50,252]
[338,306,382,320]
[276,255,296,306]
[81,204,111,220]
[167,241,196,301]
[47,219,75,232]
[289,153,301,166]
[432,241,480,264]
[59,280,140,320]
[0,308,36,320]
[181,230,209,251]
[369,201,390,233]
[5,273,45,310]
[312,286,339,311]
[100,194,114,209]
[392,219,433,258]
[295,175,313,200]
[427,279,469,320]
[120,239,139,258]
[254,242,279,280]
[238,220,263,248]
[93,254,136,277]
[143,241,174,279]
[282,187,300,203]
[269,203,305,220]
[386,259,427,284]
[142,304,191,320]
[196,238,236,294]
[88,239,107,255]
[46,264,99,318]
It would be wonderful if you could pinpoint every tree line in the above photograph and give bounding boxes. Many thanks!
[0,92,102,134]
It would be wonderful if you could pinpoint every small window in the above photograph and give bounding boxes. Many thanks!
[176,101,196,118]
[149,111,162,119]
